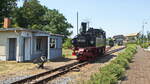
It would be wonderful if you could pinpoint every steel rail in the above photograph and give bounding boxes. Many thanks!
[32,62,88,84]
[11,62,79,84]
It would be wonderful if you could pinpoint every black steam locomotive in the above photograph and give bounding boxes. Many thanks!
[72,22,106,61]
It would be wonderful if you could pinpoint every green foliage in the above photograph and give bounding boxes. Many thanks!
[0,0,17,27]
[1,0,73,41]
[137,33,149,48]
[88,44,137,84]
[90,72,117,84]
[112,57,129,69]
[42,9,73,36]
[13,0,73,38]
[140,42,149,48]
[15,0,46,28]
[62,54,66,57]
[118,52,132,63]
[62,48,72,58]
[147,31,150,40]
[100,64,125,80]
[137,32,150,48]
[63,38,72,49]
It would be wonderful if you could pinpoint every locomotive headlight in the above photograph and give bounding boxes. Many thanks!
[90,40,94,44]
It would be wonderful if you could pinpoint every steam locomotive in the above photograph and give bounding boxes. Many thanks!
[72,22,106,61]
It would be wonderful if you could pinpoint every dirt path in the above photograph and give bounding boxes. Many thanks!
[121,47,150,84]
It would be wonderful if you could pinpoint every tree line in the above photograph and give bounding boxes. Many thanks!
[0,0,73,39]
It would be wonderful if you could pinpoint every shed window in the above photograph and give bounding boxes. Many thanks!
[50,38,56,48]
[36,38,42,51]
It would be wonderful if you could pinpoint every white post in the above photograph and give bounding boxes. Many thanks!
[47,36,50,60]
[16,37,20,62]
[30,37,32,60]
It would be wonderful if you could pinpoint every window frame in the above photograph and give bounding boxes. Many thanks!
[50,38,56,48]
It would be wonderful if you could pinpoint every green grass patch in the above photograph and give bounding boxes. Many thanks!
[62,48,73,58]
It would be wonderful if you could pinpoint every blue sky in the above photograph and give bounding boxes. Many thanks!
[17,0,150,38]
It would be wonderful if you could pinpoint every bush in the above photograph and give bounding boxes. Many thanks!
[88,44,137,84]
[118,52,132,63]
[90,72,117,84]
[140,43,149,48]
[112,56,129,69]
[63,38,72,49]
[100,63,125,80]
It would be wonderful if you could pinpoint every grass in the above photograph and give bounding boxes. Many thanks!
[62,48,73,58]
[0,61,35,75]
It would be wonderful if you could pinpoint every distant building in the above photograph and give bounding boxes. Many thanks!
[113,35,126,45]
[0,28,63,62]
[125,33,139,43]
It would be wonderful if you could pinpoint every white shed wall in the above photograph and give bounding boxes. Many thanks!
[0,32,19,61]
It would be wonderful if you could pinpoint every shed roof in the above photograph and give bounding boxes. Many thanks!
[126,33,139,37]
[0,28,64,37]
[113,35,125,39]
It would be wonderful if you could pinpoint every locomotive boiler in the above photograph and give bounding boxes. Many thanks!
[72,22,106,61]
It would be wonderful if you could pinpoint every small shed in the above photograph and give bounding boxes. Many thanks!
[125,33,139,43]
[113,35,126,45]
[0,28,63,62]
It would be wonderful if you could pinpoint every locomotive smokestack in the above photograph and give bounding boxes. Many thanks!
[81,22,87,33]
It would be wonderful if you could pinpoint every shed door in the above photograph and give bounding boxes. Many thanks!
[9,38,16,60]
[24,38,31,61]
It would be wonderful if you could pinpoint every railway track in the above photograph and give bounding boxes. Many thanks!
[11,46,125,84]
[11,61,81,84]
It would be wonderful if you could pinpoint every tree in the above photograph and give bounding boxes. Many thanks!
[42,9,73,37]
[63,38,72,49]
[147,31,150,41]
[15,0,73,38]
[0,0,17,27]
[15,0,46,28]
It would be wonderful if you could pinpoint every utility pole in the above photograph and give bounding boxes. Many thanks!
[142,21,147,43]
[142,24,144,43]
[77,12,79,35]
